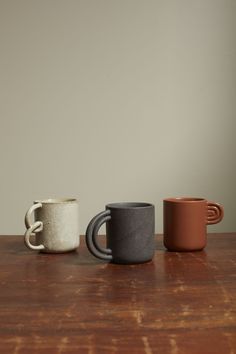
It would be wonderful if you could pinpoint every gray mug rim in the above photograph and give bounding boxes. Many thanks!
[106,202,154,209]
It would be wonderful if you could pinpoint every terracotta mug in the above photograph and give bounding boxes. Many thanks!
[24,198,79,253]
[86,202,155,264]
[163,197,224,251]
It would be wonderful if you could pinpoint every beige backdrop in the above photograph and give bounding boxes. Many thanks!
[0,0,235,235]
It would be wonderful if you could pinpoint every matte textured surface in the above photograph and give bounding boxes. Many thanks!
[0,234,236,353]
[86,203,155,263]
[24,199,80,253]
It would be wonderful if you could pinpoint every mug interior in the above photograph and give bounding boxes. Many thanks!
[164,197,205,203]
[34,198,77,204]
[106,202,153,209]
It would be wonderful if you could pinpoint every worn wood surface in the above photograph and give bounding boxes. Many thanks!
[0,234,235,354]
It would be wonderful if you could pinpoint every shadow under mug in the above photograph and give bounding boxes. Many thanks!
[85,202,155,264]
[24,198,80,253]
[163,197,224,251]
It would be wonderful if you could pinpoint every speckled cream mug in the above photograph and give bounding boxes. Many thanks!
[24,198,79,253]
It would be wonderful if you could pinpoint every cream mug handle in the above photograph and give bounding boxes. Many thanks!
[24,203,45,250]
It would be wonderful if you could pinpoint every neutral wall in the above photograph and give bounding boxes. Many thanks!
[0,0,235,235]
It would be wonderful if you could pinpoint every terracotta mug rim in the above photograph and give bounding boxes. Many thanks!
[164,197,206,203]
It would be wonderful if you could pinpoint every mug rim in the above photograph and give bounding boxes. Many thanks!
[34,198,77,204]
[164,197,206,203]
[106,202,154,209]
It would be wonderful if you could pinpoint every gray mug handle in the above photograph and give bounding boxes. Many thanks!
[85,210,112,261]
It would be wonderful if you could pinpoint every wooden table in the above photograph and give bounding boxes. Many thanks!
[0,234,235,354]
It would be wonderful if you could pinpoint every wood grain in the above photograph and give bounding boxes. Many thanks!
[0,234,235,353]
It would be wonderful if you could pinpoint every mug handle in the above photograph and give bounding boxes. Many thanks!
[24,203,45,250]
[85,210,113,260]
[206,202,224,225]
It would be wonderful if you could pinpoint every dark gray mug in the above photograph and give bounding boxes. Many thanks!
[85,202,155,264]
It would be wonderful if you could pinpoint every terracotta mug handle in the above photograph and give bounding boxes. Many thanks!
[206,202,224,225]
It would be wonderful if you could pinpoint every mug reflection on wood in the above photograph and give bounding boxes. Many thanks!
[163,197,224,251]
[85,202,155,264]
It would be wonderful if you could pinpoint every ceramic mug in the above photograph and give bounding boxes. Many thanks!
[86,202,155,264]
[163,197,224,251]
[24,198,79,253]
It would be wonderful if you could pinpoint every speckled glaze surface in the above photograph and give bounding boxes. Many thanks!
[163,197,224,251]
[86,202,155,264]
[24,199,79,253]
